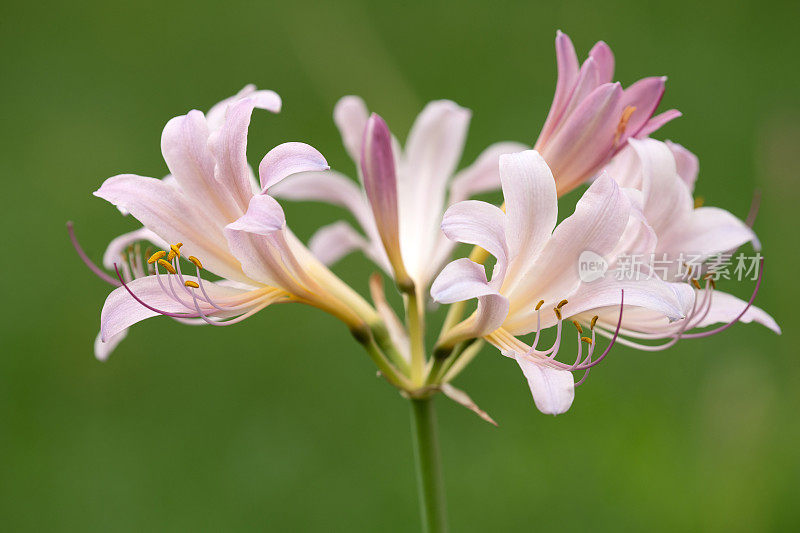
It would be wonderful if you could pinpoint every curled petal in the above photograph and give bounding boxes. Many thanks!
[637,109,681,138]
[226,194,286,235]
[538,30,581,146]
[514,355,575,415]
[618,76,666,144]
[94,329,128,361]
[441,200,508,283]
[665,140,699,192]
[206,85,281,131]
[102,227,166,270]
[431,258,509,337]
[259,142,329,192]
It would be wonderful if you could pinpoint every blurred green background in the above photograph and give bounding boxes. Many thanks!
[1,0,798,530]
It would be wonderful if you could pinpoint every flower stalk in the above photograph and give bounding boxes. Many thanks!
[409,397,448,533]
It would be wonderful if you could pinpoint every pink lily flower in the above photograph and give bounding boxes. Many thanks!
[430,150,691,415]
[535,31,681,196]
[73,87,380,360]
[270,96,527,290]
[578,138,780,348]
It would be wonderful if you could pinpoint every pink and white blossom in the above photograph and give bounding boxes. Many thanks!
[78,87,379,360]
[270,96,527,290]
[431,150,692,414]
[535,31,680,196]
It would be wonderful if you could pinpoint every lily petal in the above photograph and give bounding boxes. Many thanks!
[308,221,370,266]
[448,141,529,203]
[102,227,167,270]
[695,291,781,334]
[430,258,509,336]
[665,140,699,192]
[94,329,128,361]
[538,31,581,146]
[441,200,508,283]
[515,355,575,415]
[259,142,329,192]
[334,95,370,164]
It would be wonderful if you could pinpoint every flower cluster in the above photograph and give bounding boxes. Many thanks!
[72,33,778,418]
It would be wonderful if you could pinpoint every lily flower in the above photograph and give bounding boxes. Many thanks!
[430,150,691,414]
[270,96,527,291]
[580,138,780,347]
[72,87,381,361]
[535,31,681,196]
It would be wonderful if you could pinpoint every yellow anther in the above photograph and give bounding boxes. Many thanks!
[710,279,717,289]
[188,256,203,269]
[169,244,182,258]
[167,250,176,261]
[691,278,701,289]
[694,196,705,208]
[557,299,568,309]
[581,336,593,345]
[184,280,199,288]
[590,315,599,330]
[157,259,176,274]
[175,242,183,248]
[535,300,545,311]
[554,308,562,320]
[572,320,583,334]
[147,250,167,264]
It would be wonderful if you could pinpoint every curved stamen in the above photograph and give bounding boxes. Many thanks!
[679,257,764,339]
[68,222,121,287]
[576,289,624,370]
[187,288,270,326]
[113,264,200,318]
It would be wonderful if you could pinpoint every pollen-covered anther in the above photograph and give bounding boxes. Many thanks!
[554,307,562,320]
[694,196,705,208]
[535,299,545,311]
[188,256,203,269]
[184,280,199,288]
[557,299,568,309]
[572,320,583,334]
[691,278,701,289]
[147,250,166,264]
[581,336,593,344]
[590,315,598,330]
[157,258,176,274]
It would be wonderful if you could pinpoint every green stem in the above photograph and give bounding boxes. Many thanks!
[409,397,448,533]
[406,290,426,385]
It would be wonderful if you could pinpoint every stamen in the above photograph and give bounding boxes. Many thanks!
[67,221,121,287]
[572,320,583,334]
[557,299,568,309]
[691,278,701,289]
[694,196,705,208]
[184,281,199,288]
[554,307,562,320]
[157,259,176,274]
[535,299,545,311]
[581,337,592,344]
[188,256,203,269]
[590,315,598,330]
[113,264,200,318]
[170,244,182,258]
[148,250,166,264]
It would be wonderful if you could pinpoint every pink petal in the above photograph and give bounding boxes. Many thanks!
[102,227,166,270]
[441,200,508,283]
[637,109,681,138]
[618,76,666,143]
[695,291,781,334]
[206,86,281,131]
[100,275,249,341]
[269,170,373,232]
[226,194,285,235]
[515,356,575,415]
[94,174,245,283]
[333,95,370,164]
[207,95,281,212]
[430,258,509,336]
[308,221,369,266]
[161,110,242,223]
[588,40,615,84]
[505,174,631,312]
[94,329,128,361]
[538,30,580,146]
[449,141,529,203]
[500,150,559,277]
[259,142,329,192]
[665,140,699,192]
[361,113,405,278]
